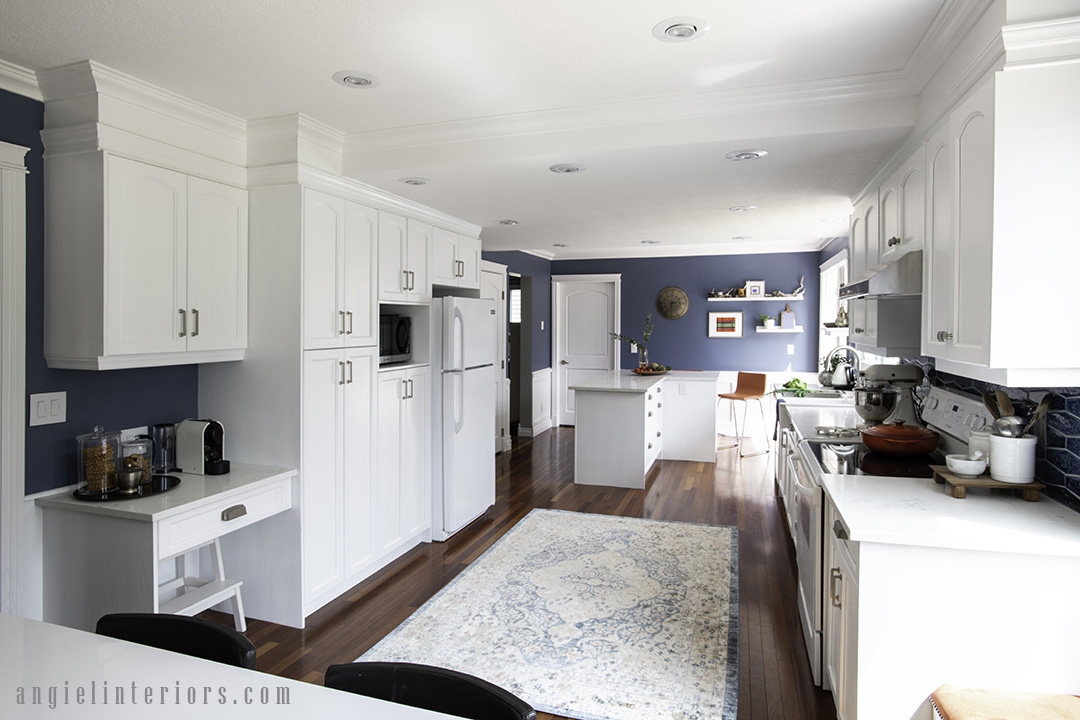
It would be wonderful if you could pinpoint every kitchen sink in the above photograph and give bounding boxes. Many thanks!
[774,388,854,406]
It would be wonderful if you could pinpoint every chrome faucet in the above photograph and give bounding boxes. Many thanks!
[823,345,861,388]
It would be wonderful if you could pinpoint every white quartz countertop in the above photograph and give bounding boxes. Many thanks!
[570,369,720,393]
[35,463,296,522]
[0,613,454,720]
[822,473,1080,557]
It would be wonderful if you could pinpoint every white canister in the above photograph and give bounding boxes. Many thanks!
[989,434,1037,484]
[968,428,993,467]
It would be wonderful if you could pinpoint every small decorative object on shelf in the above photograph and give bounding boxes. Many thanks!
[759,313,776,329]
[745,280,765,297]
[781,304,796,329]
[834,305,848,327]
[709,311,743,338]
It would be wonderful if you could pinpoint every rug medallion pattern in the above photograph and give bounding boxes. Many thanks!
[361,509,739,720]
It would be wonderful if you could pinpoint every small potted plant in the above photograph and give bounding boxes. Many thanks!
[759,313,776,330]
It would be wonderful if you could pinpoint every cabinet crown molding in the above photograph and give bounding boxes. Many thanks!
[1002,15,1080,67]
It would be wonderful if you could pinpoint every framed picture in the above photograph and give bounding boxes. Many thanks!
[745,280,765,297]
[708,311,743,338]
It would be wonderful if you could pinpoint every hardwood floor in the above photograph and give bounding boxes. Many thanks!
[203,428,836,719]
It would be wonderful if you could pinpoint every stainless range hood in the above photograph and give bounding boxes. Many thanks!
[839,250,923,300]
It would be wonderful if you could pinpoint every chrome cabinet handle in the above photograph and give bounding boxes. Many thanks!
[408,378,414,398]
[852,327,864,334]
[648,394,653,399]
[178,309,187,337]
[339,361,346,385]
[657,402,662,408]
[339,311,346,335]
[347,360,353,384]
[656,431,661,438]
[648,411,653,417]
[937,330,954,342]
[402,270,409,292]
[648,443,653,449]
[191,308,199,337]
[402,378,408,399]
[830,568,843,608]
[346,311,353,335]
[887,236,901,247]
[221,505,247,522]
[833,519,849,541]
[656,387,662,393]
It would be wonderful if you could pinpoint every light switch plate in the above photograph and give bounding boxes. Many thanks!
[29,391,66,426]
[787,344,796,355]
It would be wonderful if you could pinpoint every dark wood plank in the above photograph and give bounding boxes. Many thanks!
[202,427,836,719]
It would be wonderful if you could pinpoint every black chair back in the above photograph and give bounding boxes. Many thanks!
[324,662,535,720]
[95,613,257,669]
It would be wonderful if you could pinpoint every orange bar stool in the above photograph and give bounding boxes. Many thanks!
[718,372,770,457]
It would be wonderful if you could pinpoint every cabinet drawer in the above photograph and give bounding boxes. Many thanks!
[830,514,859,577]
[157,478,292,560]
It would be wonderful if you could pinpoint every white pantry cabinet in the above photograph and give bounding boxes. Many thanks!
[301,346,377,608]
[378,213,431,303]
[45,153,247,369]
[376,366,432,553]
[432,227,481,290]
[302,188,378,349]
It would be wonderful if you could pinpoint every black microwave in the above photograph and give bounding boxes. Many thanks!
[379,315,411,365]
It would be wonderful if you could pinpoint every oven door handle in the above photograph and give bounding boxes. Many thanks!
[788,455,817,498]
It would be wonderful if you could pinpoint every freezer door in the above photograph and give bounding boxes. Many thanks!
[442,367,496,534]
[444,297,497,371]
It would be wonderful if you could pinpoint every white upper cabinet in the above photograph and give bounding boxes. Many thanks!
[432,227,481,290]
[378,212,431,303]
[302,188,378,350]
[45,153,247,369]
[878,148,925,264]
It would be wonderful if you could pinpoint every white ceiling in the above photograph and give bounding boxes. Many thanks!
[0,0,967,259]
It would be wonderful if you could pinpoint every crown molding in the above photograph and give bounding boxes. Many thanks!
[1002,15,1080,67]
[516,249,555,261]
[904,0,997,90]
[247,114,344,173]
[0,141,30,172]
[538,238,823,262]
[0,58,40,101]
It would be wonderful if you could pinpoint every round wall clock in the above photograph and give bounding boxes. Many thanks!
[655,286,689,320]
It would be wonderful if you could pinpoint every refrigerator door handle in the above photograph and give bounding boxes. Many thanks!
[453,372,465,434]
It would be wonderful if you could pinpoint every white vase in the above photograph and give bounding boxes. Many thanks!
[764,319,775,329]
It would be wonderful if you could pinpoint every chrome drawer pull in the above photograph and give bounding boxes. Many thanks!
[830,567,843,608]
[191,308,199,337]
[221,505,247,522]
[833,519,849,541]
[178,308,187,337]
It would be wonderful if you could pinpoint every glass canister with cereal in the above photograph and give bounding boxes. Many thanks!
[76,425,120,495]
[121,434,153,482]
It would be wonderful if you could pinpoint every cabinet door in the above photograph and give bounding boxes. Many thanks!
[879,183,899,263]
[376,370,406,552]
[342,346,377,574]
[406,219,432,302]
[402,367,431,539]
[923,121,954,356]
[378,212,409,303]
[839,550,860,720]
[302,349,345,604]
[303,189,346,349]
[456,235,481,289]
[186,177,248,352]
[106,155,188,356]
[431,226,459,287]
[343,201,378,346]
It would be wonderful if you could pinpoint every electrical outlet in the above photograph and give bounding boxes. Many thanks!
[29,391,66,426]
[787,344,795,355]
[679,383,688,396]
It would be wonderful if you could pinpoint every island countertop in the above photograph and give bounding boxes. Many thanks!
[571,369,721,393]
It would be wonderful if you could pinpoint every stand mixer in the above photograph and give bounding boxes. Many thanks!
[861,364,925,426]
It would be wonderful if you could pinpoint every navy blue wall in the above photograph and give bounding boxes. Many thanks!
[551,253,821,372]
[1,88,198,495]
[482,251,552,371]
[818,236,847,264]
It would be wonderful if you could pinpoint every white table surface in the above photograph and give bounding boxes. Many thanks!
[821,473,1080,557]
[0,613,455,719]
[34,464,295,521]
[571,369,720,393]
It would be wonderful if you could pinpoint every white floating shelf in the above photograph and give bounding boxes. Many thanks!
[755,326,804,333]
[708,294,804,302]
[823,326,850,336]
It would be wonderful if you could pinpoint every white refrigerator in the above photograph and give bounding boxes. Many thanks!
[430,297,497,541]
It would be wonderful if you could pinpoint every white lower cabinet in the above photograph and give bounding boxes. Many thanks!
[377,366,431,554]
[301,346,377,608]
[824,498,859,720]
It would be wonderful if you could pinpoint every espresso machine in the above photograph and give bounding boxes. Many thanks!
[862,364,925,426]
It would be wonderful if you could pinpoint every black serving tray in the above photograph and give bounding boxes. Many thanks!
[73,474,181,502]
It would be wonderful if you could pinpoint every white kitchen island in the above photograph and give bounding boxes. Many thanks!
[571,370,721,488]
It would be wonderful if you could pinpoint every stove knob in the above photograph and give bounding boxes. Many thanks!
[924,396,939,410]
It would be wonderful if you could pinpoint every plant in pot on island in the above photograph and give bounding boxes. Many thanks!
[611,312,670,374]
[759,313,775,330]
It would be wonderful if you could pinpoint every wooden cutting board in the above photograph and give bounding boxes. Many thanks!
[931,465,1044,501]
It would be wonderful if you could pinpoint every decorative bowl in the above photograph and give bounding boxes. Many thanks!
[945,454,987,478]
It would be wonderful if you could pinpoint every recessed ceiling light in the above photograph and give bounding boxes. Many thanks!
[729,205,758,212]
[549,163,586,174]
[397,177,429,186]
[641,240,661,245]
[332,70,381,88]
[726,149,768,161]
[497,219,519,226]
[553,243,569,247]
[652,17,710,42]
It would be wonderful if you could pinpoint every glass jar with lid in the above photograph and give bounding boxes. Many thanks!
[76,425,120,495]
[121,435,153,482]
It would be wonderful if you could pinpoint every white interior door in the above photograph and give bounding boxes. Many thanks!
[553,275,620,426]
[480,262,509,453]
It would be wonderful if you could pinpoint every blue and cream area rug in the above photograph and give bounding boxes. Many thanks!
[360,509,739,720]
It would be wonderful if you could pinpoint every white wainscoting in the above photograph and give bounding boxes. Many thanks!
[519,368,553,437]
